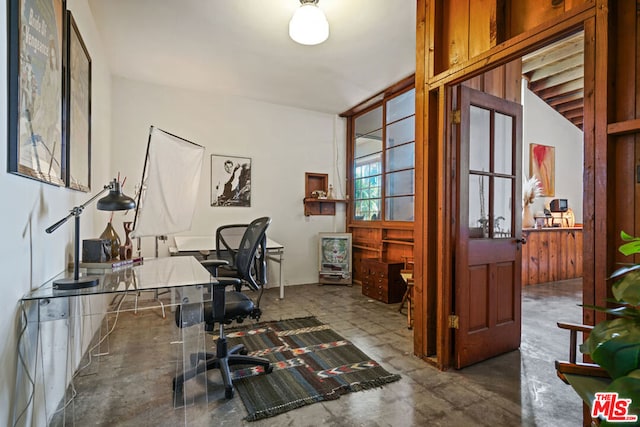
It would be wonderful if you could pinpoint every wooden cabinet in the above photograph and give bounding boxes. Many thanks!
[350,224,414,284]
[521,227,583,286]
[361,259,406,303]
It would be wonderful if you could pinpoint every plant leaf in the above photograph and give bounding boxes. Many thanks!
[610,264,640,281]
[602,375,640,425]
[580,318,640,356]
[619,231,640,256]
[592,338,640,378]
[621,230,636,242]
[613,272,640,306]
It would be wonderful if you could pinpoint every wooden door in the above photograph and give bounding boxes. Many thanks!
[454,85,523,368]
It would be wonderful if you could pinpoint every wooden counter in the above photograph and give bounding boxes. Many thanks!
[521,227,583,286]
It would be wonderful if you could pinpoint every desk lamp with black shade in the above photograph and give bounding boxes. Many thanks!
[46,178,136,290]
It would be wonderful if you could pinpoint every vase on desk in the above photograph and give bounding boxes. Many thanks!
[119,221,133,260]
[522,204,535,228]
[100,222,121,260]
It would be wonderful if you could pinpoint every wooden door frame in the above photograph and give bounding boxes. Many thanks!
[415,0,607,369]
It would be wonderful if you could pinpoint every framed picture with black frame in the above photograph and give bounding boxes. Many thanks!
[210,154,252,207]
[7,0,67,186]
[63,10,91,192]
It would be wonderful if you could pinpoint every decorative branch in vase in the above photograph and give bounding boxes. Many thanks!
[522,176,542,228]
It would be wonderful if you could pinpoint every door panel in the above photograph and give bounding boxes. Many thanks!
[455,86,523,369]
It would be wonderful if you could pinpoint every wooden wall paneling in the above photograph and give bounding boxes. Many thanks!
[571,229,581,278]
[483,66,506,98]
[521,235,529,283]
[581,16,597,327]
[613,0,636,268]
[468,0,497,58]
[505,59,523,103]
[593,0,612,326]
[436,85,451,366]
[464,76,483,91]
[423,88,441,358]
[637,4,640,265]
[559,229,569,278]
[385,243,414,264]
[431,4,593,89]
[548,231,559,281]
[414,0,428,358]
[575,230,583,277]
[442,0,470,70]
[528,232,540,284]
[521,229,584,285]
[507,0,572,38]
[539,234,550,283]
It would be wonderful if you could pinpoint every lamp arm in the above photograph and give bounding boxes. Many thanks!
[45,182,113,234]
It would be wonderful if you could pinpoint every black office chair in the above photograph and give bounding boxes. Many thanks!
[208,220,269,316]
[214,223,247,267]
[173,217,272,400]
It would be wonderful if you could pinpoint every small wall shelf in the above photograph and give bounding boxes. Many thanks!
[303,197,345,216]
[303,172,345,216]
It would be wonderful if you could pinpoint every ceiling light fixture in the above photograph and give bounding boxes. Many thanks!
[289,0,329,46]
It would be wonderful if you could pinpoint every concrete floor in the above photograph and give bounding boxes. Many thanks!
[53,278,584,426]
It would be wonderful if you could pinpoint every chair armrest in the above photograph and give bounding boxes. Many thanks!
[202,259,230,268]
[175,277,242,328]
[555,361,609,384]
[557,322,594,364]
[212,277,242,287]
[201,259,230,276]
[557,322,594,333]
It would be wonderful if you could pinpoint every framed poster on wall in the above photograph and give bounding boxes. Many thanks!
[7,0,66,186]
[210,154,251,207]
[529,143,555,197]
[64,11,91,192]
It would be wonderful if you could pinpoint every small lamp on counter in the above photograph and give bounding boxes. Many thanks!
[46,179,136,290]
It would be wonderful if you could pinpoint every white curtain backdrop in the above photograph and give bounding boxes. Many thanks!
[131,126,204,238]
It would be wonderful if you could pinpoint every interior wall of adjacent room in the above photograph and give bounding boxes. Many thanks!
[522,85,584,222]
[110,76,347,286]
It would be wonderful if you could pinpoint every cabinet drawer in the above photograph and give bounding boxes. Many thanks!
[360,259,406,304]
[362,283,391,303]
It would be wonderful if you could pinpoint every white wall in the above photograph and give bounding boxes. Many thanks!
[1,1,113,425]
[523,85,584,223]
[110,77,347,286]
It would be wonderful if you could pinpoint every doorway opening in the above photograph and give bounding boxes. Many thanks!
[431,28,586,369]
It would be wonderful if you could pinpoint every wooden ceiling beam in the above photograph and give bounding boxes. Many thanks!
[522,31,584,66]
[525,53,584,82]
[547,89,584,106]
[534,77,584,98]
[555,98,584,113]
[529,67,584,92]
[561,107,583,119]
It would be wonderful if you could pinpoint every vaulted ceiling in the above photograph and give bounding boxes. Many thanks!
[522,31,585,130]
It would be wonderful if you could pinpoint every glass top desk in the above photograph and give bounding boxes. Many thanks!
[16,256,226,426]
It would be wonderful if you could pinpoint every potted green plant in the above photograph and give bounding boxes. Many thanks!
[580,231,640,425]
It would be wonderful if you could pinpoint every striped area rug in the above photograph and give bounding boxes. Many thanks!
[225,316,401,421]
